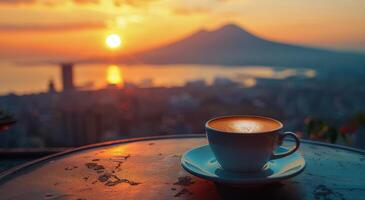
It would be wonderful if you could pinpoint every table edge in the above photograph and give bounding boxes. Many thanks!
[0,134,364,183]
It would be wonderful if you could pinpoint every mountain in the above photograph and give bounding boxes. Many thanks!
[116,24,365,68]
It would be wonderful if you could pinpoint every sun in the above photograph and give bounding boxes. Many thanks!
[105,34,122,49]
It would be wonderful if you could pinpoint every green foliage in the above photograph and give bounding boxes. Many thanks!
[305,118,339,144]
[305,112,365,144]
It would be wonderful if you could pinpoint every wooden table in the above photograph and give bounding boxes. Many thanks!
[0,135,364,200]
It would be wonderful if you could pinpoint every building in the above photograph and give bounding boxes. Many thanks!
[61,63,75,91]
[48,79,56,93]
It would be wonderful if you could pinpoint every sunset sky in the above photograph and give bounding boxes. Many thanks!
[0,0,365,62]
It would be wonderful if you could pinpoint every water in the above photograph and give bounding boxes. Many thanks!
[0,61,315,95]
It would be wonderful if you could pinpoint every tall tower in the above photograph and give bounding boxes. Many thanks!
[61,63,75,91]
[48,79,56,93]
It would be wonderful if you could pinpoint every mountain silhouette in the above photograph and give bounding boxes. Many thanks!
[116,23,365,68]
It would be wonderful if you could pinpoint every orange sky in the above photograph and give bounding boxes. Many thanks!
[0,0,364,62]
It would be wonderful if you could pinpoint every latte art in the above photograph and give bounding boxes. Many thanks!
[205,115,300,172]
[208,116,282,133]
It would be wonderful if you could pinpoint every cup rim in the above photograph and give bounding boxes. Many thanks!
[205,115,283,134]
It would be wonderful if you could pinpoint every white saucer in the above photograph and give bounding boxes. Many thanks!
[181,145,305,185]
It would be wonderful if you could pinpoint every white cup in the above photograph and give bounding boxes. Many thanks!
[206,115,300,172]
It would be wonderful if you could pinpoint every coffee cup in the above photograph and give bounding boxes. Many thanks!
[206,115,300,172]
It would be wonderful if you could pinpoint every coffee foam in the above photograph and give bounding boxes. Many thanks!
[208,116,281,133]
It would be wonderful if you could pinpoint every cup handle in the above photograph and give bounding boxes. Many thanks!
[271,131,300,159]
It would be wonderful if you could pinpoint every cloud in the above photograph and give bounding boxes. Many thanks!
[0,0,99,5]
[72,0,99,4]
[112,0,156,7]
[0,0,153,6]
[172,7,211,15]
[0,22,105,31]
[170,0,235,15]
[0,0,36,4]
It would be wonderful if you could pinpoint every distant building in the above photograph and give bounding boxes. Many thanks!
[61,63,75,91]
[213,76,237,87]
[48,79,56,93]
[185,79,206,88]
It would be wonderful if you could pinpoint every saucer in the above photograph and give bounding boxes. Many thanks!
[181,145,305,185]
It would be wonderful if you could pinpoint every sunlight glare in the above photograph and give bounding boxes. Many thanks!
[107,65,123,85]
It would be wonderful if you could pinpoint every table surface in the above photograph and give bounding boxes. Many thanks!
[0,135,365,200]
